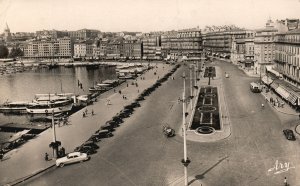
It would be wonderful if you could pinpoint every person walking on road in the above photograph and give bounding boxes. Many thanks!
[284,177,287,186]
[91,109,94,115]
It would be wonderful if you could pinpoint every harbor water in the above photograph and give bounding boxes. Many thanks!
[0,65,117,142]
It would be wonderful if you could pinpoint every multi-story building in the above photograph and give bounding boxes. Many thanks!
[254,19,278,75]
[142,35,161,60]
[106,39,123,59]
[11,32,35,41]
[74,40,94,59]
[161,28,202,59]
[122,40,142,59]
[68,29,100,40]
[231,30,255,67]
[36,30,68,39]
[23,37,73,59]
[274,29,300,86]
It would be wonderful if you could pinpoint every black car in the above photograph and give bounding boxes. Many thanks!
[112,116,123,124]
[106,120,119,127]
[82,141,100,149]
[283,129,296,141]
[100,123,115,131]
[95,129,113,138]
[74,145,97,155]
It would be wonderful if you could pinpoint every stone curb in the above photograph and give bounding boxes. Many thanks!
[295,125,300,136]
[6,164,55,186]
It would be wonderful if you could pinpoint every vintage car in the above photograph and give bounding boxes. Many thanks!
[163,125,175,137]
[56,152,89,167]
[283,129,296,141]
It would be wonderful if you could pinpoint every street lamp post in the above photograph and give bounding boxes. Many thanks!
[181,72,190,186]
[189,65,193,111]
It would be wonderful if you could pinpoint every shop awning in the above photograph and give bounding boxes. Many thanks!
[275,86,290,100]
[270,82,279,89]
[261,76,273,85]
[287,93,297,105]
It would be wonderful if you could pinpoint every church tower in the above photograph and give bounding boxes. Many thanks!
[4,22,12,42]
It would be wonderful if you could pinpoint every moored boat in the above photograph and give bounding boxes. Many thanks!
[0,101,34,114]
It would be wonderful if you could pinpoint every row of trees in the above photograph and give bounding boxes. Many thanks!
[0,45,24,58]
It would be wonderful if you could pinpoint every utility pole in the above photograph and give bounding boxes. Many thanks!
[181,72,190,186]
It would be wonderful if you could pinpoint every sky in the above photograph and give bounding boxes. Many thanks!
[0,0,300,33]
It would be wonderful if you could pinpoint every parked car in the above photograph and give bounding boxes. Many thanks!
[112,116,123,124]
[74,145,97,155]
[95,129,113,138]
[118,110,131,118]
[82,141,99,149]
[105,120,119,127]
[100,123,115,131]
[283,129,296,140]
[131,101,141,108]
[56,152,89,167]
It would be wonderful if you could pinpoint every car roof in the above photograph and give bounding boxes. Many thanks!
[68,152,81,156]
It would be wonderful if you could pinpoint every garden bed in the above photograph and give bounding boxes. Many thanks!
[190,86,220,131]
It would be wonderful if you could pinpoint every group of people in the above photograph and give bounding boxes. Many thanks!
[44,147,66,161]
[83,108,94,117]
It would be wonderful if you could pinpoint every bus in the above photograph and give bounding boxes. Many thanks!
[250,82,262,93]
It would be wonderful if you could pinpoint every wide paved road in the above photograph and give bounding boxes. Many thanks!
[22,60,300,186]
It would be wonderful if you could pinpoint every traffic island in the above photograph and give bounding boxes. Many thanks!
[185,65,231,142]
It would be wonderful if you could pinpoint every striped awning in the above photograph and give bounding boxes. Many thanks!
[261,76,273,85]
[270,82,279,89]
[287,93,297,105]
[275,86,290,100]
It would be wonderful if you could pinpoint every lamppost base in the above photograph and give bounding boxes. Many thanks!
[181,158,191,167]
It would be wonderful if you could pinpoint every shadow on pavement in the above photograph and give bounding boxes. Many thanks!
[188,156,228,185]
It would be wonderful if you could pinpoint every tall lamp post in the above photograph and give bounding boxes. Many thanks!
[189,65,193,111]
[181,72,190,186]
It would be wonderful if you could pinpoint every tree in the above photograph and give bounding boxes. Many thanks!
[0,45,9,58]
[8,47,24,58]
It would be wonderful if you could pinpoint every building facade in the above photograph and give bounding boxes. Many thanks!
[74,41,94,59]
[23,37,73,58]
[142,35,161,60]
[36,30,68,40]
[161,28,202,59]
[274,29,300,86]
[68,29,100,40]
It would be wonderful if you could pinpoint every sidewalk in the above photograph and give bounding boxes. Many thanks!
[0,63,174,185]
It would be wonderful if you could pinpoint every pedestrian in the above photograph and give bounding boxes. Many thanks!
[127,83,129,87]
[85,108,88,114]
[92,109,94,115]
[0,150,4,160]
[119,90,122,94]
[45,152,49,161]
[83,112,86,118]
[284,177,287,186]
[61,147,66,157]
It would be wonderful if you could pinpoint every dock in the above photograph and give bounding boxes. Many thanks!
[0,123,50,134]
